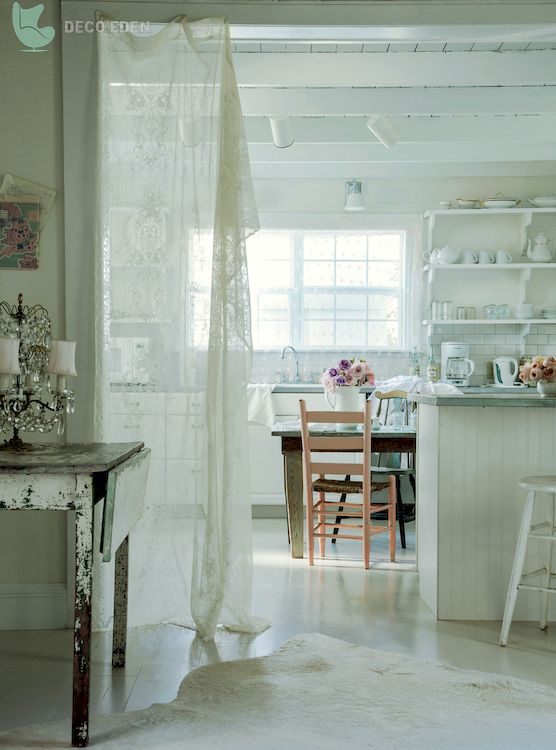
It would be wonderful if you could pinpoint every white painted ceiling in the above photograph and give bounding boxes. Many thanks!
[231,25,556,179]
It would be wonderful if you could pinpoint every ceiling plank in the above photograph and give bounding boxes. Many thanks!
[239,87,556,116]
[249,161,556,180]
[233,51,556,87]
[247,141,556,164]
[243,115,556,144]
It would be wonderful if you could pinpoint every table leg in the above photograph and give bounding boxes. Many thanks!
[112,535,129,667]
[284,450,304,559]
[72,480,93,747]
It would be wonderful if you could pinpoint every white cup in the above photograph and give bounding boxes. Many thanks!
[462,250,478,264]
[479,251,495,264]
[496,250,512,264]
[371,417,381,431]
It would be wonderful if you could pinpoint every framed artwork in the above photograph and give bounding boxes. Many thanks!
[0,195,40,269]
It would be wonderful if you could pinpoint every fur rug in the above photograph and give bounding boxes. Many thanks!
[1,633,555,749]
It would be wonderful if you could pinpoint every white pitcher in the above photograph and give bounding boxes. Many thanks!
[324,386,361,430]
[525,234,553,263]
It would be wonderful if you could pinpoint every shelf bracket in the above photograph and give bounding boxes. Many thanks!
[520,323,531,357]
[520,211,533,258]
[519,268,531,305]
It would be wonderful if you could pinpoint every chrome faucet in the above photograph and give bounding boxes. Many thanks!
[280,345,301,383]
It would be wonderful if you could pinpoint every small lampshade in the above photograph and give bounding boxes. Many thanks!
[47,340,77,376]
[366,114,399,149]
[0,338,21,374]
[344,179,365,212]
[269,116,294,148]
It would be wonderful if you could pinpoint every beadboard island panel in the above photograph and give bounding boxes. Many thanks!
[414,398,556,621]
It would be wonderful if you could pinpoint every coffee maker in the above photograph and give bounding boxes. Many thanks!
[440,342,475,386]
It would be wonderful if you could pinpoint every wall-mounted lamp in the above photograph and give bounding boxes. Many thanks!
[366,114,399,149]
[344,179,365,212]
[269,116,294,148]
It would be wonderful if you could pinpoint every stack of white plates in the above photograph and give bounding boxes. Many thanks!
[541,308,556,319]
[516,304,534,319]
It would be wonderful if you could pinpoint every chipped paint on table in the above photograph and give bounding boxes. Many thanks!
[0,443,149,747]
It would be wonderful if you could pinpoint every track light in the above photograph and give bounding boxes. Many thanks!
[366,115,399,149]
[269,116,294,148]
[344,179,365,212]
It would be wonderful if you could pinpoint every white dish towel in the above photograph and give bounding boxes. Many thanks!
[247,383,276,428]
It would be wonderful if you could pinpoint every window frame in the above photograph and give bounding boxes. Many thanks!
[248,228,411,353]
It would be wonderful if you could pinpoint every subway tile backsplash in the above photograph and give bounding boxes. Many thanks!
[251,326,554,386]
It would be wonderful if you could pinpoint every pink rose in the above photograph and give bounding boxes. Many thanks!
[344,372,354,384]
[543,366,555,381]
[519,365,531,383]
[532,356,544,367]
[529,366,543,381]
[544,357,556,368]
[367,372,376,385]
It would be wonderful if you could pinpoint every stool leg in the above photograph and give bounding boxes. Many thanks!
[540,492,556,631]
[500,490,536,646]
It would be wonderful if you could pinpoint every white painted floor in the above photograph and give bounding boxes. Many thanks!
[1,518,555,733]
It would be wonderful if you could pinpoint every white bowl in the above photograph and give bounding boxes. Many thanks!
[482,198,519,209]
[529,197,556,208]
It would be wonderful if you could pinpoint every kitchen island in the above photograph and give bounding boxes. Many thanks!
[408,390,556,622]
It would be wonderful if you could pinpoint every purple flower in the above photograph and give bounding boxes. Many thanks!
[338,359,351,371]
[328,368,338,377]
[335,376,347,386]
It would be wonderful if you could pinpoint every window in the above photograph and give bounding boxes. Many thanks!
[247,230,408,350]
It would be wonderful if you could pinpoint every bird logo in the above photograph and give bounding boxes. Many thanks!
[12,2,55,52]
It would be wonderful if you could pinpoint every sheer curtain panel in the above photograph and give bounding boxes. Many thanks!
[95,17,266,639]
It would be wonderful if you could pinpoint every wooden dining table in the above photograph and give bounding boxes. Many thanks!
[271,424,416,558]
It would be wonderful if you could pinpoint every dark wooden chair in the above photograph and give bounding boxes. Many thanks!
[332,390,416,549]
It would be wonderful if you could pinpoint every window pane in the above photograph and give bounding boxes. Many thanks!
[368,261,400,287]
[304,320,334,347]
[368,234,402,261]
[368,322,399,348]
[304,235,334,259]
[336,234,366,260]
[255,321,290,348]
[368,294,399,321]
[303,293,334,320]
[336,321,366,346]
[304,260,334,286]
[336,292,366,320]
[336,261,366,286]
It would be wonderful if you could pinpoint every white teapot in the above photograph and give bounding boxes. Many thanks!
[526,233,553,263]
[436,245,460,264]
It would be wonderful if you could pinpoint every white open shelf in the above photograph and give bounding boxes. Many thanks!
[425,208,556,218]
[423,319,554,326]
[423,263,555,272]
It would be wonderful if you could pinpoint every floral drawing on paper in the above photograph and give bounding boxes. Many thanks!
[0,197,40,269]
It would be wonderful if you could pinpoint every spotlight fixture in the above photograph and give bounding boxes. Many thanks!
[366,114,399,149]
[344,179,365,212]
[269,116,294,148]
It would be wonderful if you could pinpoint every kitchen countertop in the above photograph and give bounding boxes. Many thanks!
[408,387,556,407]
[271,384,376,394]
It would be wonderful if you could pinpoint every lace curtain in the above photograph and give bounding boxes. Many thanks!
[95,17,267,639]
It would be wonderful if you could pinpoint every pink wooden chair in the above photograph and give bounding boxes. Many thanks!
[299,399,396,569]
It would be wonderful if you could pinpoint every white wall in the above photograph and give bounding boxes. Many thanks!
[0,0,67,612]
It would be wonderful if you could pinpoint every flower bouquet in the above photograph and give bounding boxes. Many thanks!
[519,356,556,396]
[322,357,375,393]
[322,358,375,423]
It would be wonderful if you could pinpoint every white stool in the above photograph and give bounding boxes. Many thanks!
[500,476,556,646]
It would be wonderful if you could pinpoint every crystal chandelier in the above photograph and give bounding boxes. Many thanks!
[0,293,76,450]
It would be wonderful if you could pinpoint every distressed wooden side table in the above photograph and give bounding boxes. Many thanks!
[0,442,150,747]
